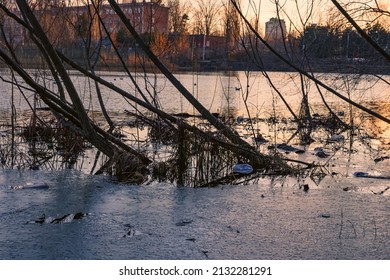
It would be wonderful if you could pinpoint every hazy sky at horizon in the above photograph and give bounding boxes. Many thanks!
[45,0,390,32]
[179,0,389,30]
[178,0,329,31]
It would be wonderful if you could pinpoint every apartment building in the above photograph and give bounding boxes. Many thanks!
[1,0,169,47]
[265,17,286,42]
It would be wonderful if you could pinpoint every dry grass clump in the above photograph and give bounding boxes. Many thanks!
[20,118,56,143]
[100,150,149,184]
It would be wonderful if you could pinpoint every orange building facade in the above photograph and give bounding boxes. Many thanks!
[2,1,169,47]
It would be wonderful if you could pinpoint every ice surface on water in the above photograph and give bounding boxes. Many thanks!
[0,169,389,260]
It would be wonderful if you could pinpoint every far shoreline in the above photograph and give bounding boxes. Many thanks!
[1,56,389,76]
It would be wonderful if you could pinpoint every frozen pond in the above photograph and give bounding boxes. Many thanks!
[0,70,389,260]
[0,169,389,260]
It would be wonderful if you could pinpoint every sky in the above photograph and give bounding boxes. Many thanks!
[170,0,328,33]
[176,0,389,32]
[188,0,328,34]
[235,0,390,27]
[50,0,390,32]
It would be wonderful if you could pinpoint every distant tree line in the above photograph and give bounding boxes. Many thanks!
[299,22,389,60]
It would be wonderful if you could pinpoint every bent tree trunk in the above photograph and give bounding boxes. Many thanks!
[0,0,293,184]
[3,1,151,166]
[105,0,294,171]
[107,0,250,148]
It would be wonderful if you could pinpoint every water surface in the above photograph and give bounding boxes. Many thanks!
[0,70,389,259]
[0,169,389,260]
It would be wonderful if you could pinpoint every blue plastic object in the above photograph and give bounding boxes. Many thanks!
[232,163,254,174]
[353,172,369,177]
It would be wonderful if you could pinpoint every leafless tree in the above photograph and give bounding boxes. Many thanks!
[0,0,295,185]
[192,0,222,35]
[222,0,241,55]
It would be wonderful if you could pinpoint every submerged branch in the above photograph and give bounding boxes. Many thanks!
[107,0,251,148]
[58,51,299,172]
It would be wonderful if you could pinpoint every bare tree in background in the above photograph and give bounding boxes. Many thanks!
[168,0,190,35]
[192,0,222,35]
[222,0,241,56]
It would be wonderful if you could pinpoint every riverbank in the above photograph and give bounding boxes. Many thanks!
[1,50,389,75]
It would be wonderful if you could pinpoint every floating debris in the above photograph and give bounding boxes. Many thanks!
[202,250,209,258]
[185,238,196,242]
[353,172,369,177]
[29,212,89,224]
[123,224,143,238]
[227,225,240,233]
[374,156,390,163]
[276,144,305,154]
[236,116,244,123]
[314,147,329,158]
[371,187,390,195]
[353,172,390,179]
[343,186,355,192]
[0,129,9,137]
[232,163,253,174]
[253,134,268,144]
[10,183,50,190]
[175,219,193,226]
[329,134,345,142]
[337,111,345,117]
[300,184,309,192]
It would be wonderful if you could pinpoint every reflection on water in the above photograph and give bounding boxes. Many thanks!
[1,70,389,140]
[1,71,389,112]
[0,169,389,260]
[366,102,390,145]
[0,71,389,259]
